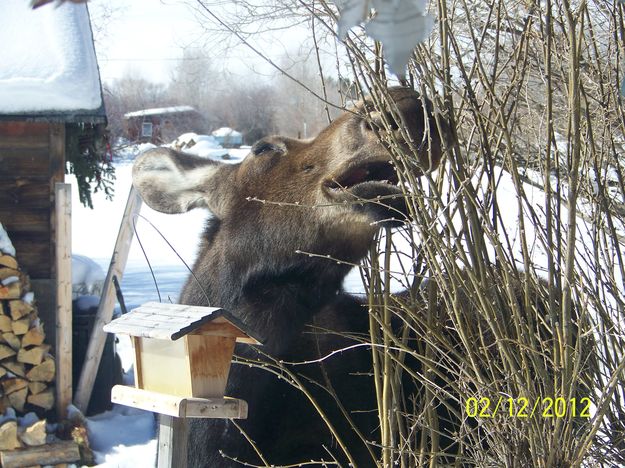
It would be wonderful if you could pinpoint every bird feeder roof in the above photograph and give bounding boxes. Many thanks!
[103,302,262,344]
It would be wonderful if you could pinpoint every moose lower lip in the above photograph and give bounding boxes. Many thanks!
[325,161,399,191]
[326,180,398,192]
[323,180,404,204]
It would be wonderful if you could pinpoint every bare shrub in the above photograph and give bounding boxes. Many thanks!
[192,0,625,465]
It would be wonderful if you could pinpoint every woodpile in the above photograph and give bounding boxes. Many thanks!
[0,252,55,419]
[0,414,46,450]
[0,224,86,465]
[0,411,85,466]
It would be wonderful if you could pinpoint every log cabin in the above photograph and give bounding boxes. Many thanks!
[0,0,105,354]
[123,106,207,145]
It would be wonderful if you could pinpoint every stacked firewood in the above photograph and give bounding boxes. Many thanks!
[0,252,55,449]
[0,412,47,450]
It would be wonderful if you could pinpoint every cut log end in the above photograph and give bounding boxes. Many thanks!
[19,420,46,447]
[7,388,27,413]
[0,420,20,451]
[17,346,48,366]
[21,327,45,347]
[27,389,54,410]
[0,256,18,271]
[8,301,33,321]
[0,283,21,301]
[26,359,55,383]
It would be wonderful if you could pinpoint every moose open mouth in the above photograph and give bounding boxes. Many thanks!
[325,161,400,192]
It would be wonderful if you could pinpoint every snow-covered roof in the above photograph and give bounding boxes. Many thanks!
[103,302,262,344]
[124,106,196,119]
[212,127,242,138]
[0,0,105,122]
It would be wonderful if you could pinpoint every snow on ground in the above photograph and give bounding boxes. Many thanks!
[87,404,157,467]
[0,0,102,113]
[472,165,625,296]
[170,133,229,159]
[71,161,204,268]
[71,145,248,268]
[113,142,157,162]
[70,146,250,467]
[72,255,105,299]
[212,127,240,138]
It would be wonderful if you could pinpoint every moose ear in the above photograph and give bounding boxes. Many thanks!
[132,148,229,217]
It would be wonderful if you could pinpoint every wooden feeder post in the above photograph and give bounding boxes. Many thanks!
[103,302,261,468]
[55,182,72,420]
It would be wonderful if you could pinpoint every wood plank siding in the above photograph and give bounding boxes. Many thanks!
[0,122,65,279]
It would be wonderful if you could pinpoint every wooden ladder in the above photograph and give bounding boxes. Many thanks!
[73,186,142,413]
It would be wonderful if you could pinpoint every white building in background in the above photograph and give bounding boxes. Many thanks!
[212,127,243,147]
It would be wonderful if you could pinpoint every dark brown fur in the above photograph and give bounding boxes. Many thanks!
[132,88,447,467]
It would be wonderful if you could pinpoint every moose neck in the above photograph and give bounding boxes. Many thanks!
[180,219,354,353]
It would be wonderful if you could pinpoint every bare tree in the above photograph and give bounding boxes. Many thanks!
[103,75,171,141]
[213,83,277,143]
[168,46,216,113]
[269,53,341,137]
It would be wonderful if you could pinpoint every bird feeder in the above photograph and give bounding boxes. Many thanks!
[103,301,262,419]
[104,302,262,468]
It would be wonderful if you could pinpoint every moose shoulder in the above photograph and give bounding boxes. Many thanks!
[132,87,448,467]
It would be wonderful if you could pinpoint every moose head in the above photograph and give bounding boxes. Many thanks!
[133,87,447,275]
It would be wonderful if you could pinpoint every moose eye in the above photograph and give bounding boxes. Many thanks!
[252,141,277,156]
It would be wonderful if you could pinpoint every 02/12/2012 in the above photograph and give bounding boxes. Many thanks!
[465,396,593,419]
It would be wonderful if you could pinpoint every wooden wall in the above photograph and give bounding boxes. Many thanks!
[0,121,65,280]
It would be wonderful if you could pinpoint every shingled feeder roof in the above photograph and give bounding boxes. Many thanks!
[103,302,262,344]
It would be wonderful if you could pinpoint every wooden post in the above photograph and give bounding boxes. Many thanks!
[158,415,188,468]
[73,186,142,413]
[55,183,72,419]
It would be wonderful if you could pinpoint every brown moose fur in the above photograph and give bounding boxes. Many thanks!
[132,87,448,467]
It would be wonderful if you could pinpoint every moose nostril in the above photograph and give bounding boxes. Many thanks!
[252,142,276,156]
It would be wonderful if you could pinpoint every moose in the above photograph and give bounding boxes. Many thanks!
[132,87,449,467]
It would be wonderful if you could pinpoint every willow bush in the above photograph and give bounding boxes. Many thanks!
[196,0,625,465]
[342,0,625,465]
